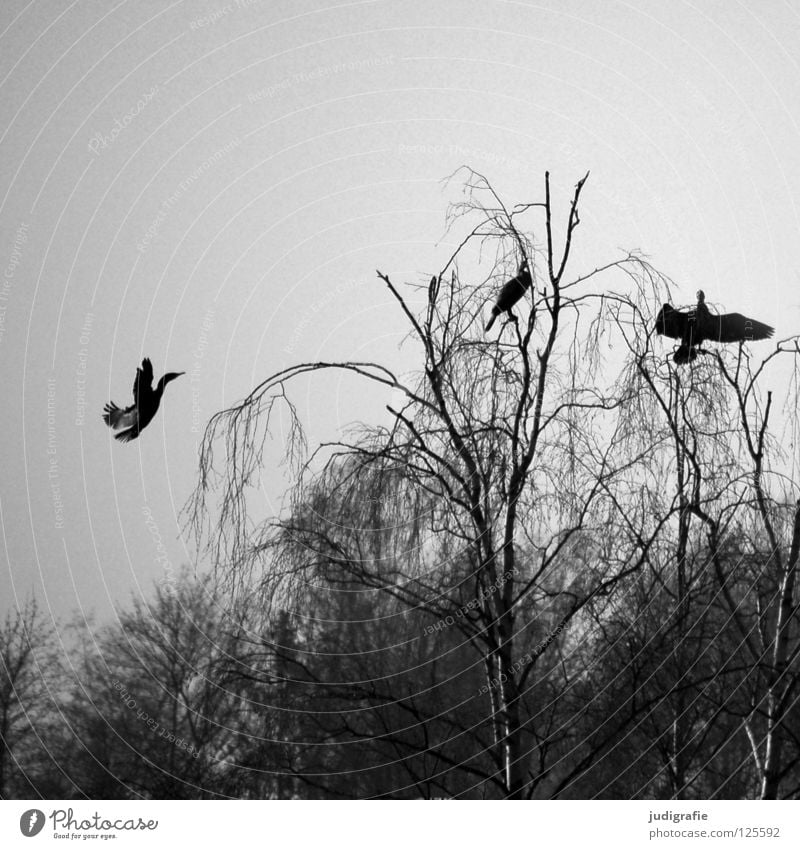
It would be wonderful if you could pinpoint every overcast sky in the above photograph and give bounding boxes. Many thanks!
[1,0,799,633]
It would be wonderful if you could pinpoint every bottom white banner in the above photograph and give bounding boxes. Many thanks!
[1,800,797,848]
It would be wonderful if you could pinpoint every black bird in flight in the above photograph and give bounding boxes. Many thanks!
[485,262,532,332]
[655,290,774,365]
[102,358,184,442]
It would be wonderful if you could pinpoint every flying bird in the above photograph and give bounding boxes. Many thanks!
[102,358,184,442]
[654,290,774,365]
[485,262,532,332]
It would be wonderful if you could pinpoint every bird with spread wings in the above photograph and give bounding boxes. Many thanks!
[654,290,774,365]
[102,358,184,442]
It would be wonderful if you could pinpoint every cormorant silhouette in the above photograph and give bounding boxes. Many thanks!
[102,358,184,442]
[485,262,532,331]
[654,290,774,365]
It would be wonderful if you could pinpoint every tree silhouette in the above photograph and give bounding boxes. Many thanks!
[609,291,800,798]
[187,171,703,797]
[0,599,63,798]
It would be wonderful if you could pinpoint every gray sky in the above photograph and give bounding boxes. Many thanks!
[1,0,799,631]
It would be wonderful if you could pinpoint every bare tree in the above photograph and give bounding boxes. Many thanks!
[61,570,255,799]
[606,290,800,799]
[188,171,694,797]
[0,598,63,798]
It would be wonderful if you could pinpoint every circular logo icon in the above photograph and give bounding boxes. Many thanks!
[19,810,45,837]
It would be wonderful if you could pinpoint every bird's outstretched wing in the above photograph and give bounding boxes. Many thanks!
[711,312,775,344]
[654,304,688,340]
[102,402,140,442]
[133,358,154,407]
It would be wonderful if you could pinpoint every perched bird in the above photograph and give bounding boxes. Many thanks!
[485,262,532,332]
[655,290,774,365]
[102,358,184,442]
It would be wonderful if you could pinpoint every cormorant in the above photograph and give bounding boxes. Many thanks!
[485,262,532,331]
[654,290,774,365]
[102,358,184,442]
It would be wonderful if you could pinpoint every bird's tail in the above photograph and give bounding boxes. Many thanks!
[672,346,698,366]
[485,310,499,332]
